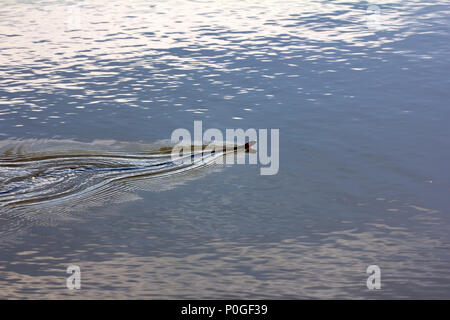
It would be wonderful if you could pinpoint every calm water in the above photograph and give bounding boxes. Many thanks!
[1,0,450,299]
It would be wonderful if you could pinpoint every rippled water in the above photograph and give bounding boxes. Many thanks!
[0,139,245,209]
[1,0,450,298]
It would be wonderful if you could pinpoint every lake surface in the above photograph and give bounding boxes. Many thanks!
[0,0,449,299]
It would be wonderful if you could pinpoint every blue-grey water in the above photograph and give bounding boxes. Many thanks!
[0,0,450,299]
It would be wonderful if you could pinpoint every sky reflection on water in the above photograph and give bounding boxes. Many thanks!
[0,0,450,298]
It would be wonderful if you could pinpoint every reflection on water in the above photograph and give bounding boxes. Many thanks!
[1,0,450,298]
[1,206,449,299]
[1,0,448,136]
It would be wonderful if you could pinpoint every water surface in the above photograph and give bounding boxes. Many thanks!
[0,0,450,299]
